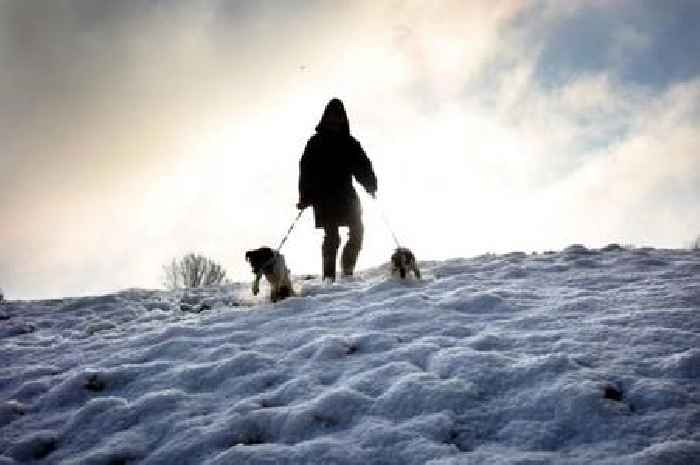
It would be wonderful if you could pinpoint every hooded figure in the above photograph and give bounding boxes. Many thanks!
[298,98,377,281]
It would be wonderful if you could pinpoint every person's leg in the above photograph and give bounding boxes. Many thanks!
[341,216,364,277]
[322,225,340,281]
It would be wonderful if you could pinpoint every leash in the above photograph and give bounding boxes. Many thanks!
[276,209,304,253]
[257,209,304,274]
[373,196,401,249]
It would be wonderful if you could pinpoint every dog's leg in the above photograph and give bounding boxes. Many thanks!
[263,271,279,303]
[252,273,262,296]
[281,273,294,298]
[412,263,422,280]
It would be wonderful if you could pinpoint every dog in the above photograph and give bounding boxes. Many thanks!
[391,247,421,280]
[245,247,294,302]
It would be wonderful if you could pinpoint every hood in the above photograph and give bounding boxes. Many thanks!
[315,98,350,135]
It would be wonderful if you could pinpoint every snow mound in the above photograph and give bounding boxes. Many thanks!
[1,246,699,464]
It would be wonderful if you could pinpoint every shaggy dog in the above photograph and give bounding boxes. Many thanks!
[391,247,421,280]
[245,247,294,302]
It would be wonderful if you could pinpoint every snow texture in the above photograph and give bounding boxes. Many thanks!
[1,246,699,464]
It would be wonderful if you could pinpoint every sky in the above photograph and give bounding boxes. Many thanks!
[1,0,699,300]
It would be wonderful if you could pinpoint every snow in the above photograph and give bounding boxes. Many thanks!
[1,245,699,465]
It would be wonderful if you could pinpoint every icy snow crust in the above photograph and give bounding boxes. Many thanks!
[1,246,699,465]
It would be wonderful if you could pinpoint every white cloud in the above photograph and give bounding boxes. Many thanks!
[1,0,698,299]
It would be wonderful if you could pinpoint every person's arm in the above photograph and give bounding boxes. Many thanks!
[351,138,377,196]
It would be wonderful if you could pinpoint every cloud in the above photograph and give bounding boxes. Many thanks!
[1,0,698,298]
[0,0,382,298]
[528,78,700,246]
[520,0,700,89]
[359,0,700,254]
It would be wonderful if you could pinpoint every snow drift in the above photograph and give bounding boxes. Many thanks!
[1,245,699,464]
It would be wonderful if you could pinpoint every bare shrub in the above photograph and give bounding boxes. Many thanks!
[162,258,181,291]
[162,253,228,290]
[689,235,700,251]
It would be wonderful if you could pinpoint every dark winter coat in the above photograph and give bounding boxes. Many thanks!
[298,101,377,228]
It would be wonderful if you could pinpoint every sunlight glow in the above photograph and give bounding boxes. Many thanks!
[1,1,698,299]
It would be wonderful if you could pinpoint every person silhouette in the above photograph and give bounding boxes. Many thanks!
[297,98,377,282]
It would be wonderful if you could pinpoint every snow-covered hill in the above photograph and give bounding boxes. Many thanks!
[1,245,699,465]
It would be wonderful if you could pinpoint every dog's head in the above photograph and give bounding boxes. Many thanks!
[245,247,275,273]
[391,247,415,269]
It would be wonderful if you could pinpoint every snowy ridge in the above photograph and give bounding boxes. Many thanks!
[1,246,699,465]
